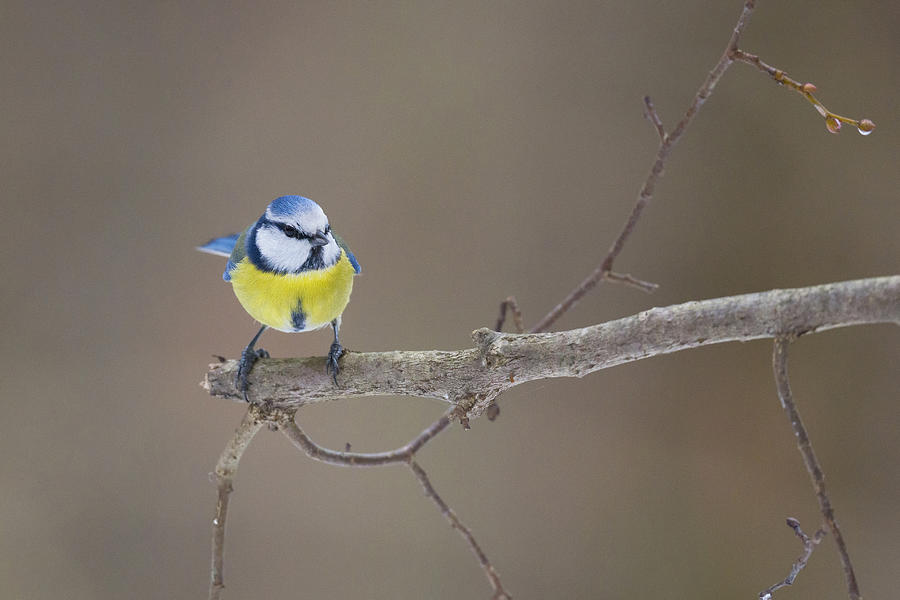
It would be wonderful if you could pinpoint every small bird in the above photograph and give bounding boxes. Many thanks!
[198,195,360,398]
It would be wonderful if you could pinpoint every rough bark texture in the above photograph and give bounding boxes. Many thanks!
[203,276,899,417]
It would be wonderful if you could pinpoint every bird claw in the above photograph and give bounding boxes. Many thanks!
[235,347,269,401]
[326,341,343,385]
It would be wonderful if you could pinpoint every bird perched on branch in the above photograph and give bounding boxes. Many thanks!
[198,195,360,398]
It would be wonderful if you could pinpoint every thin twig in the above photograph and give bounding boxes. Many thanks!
[732,50,875,135]
[209,408,266,600]
[277,408,457,467]
[759,518,826,599]
[643,95,666,141]
[495,296,524,333]
[604,270,659,292]
[772,338,862,600]
[529,0,757,333]
[409,460,512,599]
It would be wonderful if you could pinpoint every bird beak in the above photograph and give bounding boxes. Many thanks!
[310,232,330,247]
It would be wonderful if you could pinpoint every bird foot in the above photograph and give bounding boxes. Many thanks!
[235,347,269,401]
[326,342,343,385]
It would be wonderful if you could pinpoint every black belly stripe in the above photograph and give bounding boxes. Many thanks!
[290,299,306,331]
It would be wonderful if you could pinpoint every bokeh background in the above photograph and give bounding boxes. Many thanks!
[2,2,897,599]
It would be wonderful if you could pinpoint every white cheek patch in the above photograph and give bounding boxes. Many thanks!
[255,226,312,272]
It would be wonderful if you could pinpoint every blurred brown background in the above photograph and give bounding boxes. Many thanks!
[2,2,897,599]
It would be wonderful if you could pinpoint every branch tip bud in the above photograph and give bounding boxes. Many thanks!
[857,118,875,136]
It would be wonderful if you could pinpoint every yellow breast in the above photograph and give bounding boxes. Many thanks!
[228,253,356,333]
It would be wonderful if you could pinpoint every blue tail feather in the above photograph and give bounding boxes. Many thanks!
[197,234,239,257]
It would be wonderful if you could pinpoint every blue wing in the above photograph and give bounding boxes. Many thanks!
[334,234,361,274]
[345,248,361,274]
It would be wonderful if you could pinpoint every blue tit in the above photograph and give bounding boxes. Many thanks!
[198,195,361,397]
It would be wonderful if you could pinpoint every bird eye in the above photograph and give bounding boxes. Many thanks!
[324,225,331,234]
[281,225,300,238]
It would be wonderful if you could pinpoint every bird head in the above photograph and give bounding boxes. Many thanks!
[249,195,341,273]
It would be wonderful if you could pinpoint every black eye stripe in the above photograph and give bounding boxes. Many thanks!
[278,223,309,239]
[273,221,331,241]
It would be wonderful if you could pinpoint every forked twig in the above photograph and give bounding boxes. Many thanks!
[772,338,862,600]
[209,408,266,600]
[210,405,505,598]
[759,518,826,599]
[275,406,511,597]
[529,0,875,333]
[529,1,758,333]
[409,460,511,599]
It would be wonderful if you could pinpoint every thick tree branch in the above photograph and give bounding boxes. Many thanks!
[203,276,899,417]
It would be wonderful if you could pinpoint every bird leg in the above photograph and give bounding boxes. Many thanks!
[235,325,269,401]
[326,318,343,385]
